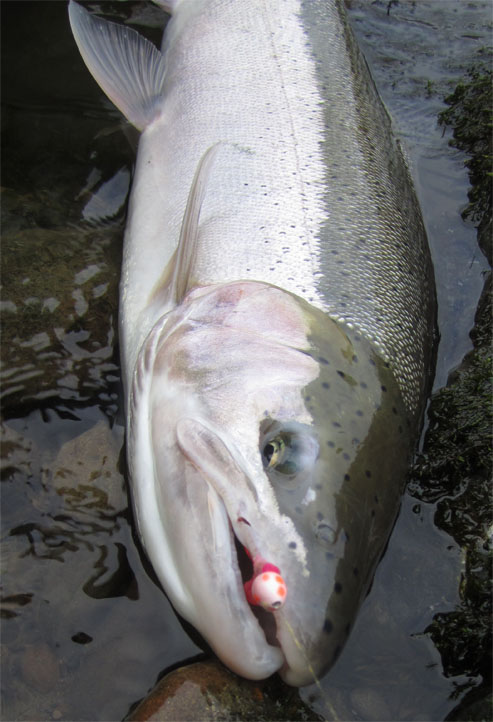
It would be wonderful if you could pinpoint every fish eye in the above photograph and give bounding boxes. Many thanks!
[260,422,319,479]
[263,439,281,467]
[262,435,298,474]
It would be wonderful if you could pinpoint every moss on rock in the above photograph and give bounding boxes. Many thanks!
[409,62,492,714]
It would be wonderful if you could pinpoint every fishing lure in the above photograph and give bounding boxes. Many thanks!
[244,555,287,612]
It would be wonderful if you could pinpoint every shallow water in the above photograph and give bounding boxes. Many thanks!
[1,1,490,721]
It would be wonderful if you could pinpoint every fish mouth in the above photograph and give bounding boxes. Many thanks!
[232,525,280,648]
[175,417,286,675]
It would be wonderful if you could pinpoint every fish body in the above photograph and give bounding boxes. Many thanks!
[69,0,436,686]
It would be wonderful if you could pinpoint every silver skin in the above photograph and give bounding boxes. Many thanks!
[69,0,436,685]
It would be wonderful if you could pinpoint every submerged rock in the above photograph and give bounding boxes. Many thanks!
[0,221,122,415]
[126,660,323,721]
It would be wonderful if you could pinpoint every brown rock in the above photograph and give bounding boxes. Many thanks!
[127,660,260,721]
[21,642,59,693]
[126,660,323,722]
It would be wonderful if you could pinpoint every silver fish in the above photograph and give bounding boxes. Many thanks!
[69,0,436,686]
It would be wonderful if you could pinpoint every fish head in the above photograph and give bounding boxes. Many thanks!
[129,281,412,685]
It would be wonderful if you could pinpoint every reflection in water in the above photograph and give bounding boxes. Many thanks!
[1,408,198,721]
[84,543,139,600]
[0,0,491,720]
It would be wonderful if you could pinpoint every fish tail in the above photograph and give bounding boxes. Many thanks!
[68,0,167,131]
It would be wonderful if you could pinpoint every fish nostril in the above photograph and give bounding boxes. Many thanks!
[315,520,337,546]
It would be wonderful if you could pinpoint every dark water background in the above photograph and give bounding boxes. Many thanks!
[1,1,491,720]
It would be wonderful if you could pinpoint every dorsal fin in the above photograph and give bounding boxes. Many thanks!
[68,0,167,131]
[170,144,221,304]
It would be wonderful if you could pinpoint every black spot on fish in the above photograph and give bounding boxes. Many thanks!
[327,440,335,448]
[381,384,387,392]
[353,567,359,577]
[343,452,350,461]
[371,510,376,518]
[352,354,358,363]
[369,358,376,366]
[295,506,303,515]
[333,421,341,428]
[392,406,398,415]
[334,582,342,594]
[360,381,368,389]
[323,619,333,634]
[374,495,379,504]
[336,370,345,379]
[365,470,372,478]
[352,437,360,446]
[317,511,324,521]
[356,410,364,417]
[322,381,330,389]
[318,356,330,365]
[305,395,311,402]
[344,473,350,482]
[289,541,297,549]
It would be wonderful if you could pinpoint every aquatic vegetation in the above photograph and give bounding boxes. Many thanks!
[439,60,492,263]
[410,63,492,711]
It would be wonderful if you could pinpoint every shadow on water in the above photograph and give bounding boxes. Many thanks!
[1,1,491,720]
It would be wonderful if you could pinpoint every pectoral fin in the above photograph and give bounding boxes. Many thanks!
[170,144,221,303]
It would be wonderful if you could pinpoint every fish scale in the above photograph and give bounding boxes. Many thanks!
[297,1,435,417]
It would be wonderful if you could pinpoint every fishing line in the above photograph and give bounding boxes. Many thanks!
[283,617,340,722]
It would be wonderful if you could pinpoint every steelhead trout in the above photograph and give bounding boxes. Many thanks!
[69,0,436,686]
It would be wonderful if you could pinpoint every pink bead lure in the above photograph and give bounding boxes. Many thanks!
[244,555,287,612]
